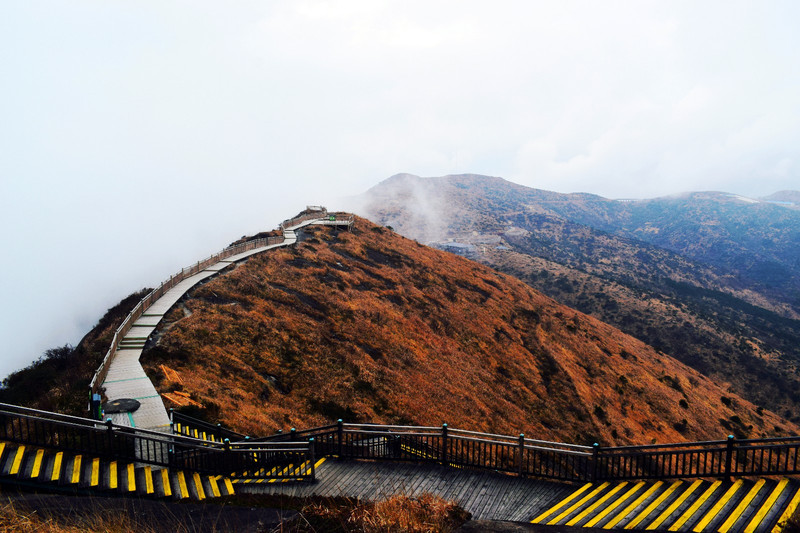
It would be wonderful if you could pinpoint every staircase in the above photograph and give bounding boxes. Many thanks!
[531,478,800,532]
[0,440,234,500]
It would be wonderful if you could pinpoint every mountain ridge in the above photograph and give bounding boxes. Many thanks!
[350,174,800,422]
[138,217,797,444]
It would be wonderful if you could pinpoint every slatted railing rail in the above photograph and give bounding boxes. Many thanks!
[595,435,800,481]
[251,420,800,483]
[0,402,313,481]
[88,207,354,405]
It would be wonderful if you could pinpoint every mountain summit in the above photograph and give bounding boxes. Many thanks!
[141,216,795,444]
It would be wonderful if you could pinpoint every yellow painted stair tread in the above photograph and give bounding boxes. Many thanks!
[531,483,593,524]
[604,481,664,530]
[549,482,610,525]
[626,480,684,530]
[30,449,44,479]
[719,479,765,533]
[669,480,722,531]
[9,445,25,475]
[567,482,629,527]
[743,479,788,533]
[585,482,646,528]
[647,479,703,530]
[692,480,743,533]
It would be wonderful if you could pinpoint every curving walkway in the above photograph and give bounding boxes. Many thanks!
[101,213,351,430]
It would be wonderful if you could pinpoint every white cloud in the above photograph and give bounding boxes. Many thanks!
[1,0,800,378]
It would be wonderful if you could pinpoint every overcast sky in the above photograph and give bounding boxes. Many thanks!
[1,1,799,379]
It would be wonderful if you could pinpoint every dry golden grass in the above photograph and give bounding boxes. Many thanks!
[0,500,146,533]
[297,493,469,533]
[142,218,799,445]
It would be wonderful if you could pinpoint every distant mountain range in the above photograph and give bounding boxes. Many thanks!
[350,174,800,422]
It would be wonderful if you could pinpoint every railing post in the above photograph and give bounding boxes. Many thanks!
[518,433,525,476]
[441,423,448,466]
[216,423,222,442]
[169,408,174,434]
[106,418,114,454]
[224,438,231,475]
[724,435,735,481]
[290,428,296,441]
[309,438,316,481]
[591,442,600,482]
[337,419,343,459]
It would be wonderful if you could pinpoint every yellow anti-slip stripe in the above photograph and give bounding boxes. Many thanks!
[51,452,63,482]
[224,477,235,495]
[10,445,25,475]
[109,461,118,490]
[774,487,800,533]
[144,466,154,494]
[669,480,722,531]
[549,482,611,525]
[743,479,788,533]
[647,479,703,530]
[567,482,629,526]
[604,481,664,530]
[71,455,82,484]
[193,472,206,500]
[626,481,684,530]
[176,471,189,499]
[161,469,172,498]
[692,480,744,532]
[30,449,44,478]
[281,457,327,483]
[531,483,594,523]
[90,457,100,487]
[719,479,766,533]
[268,462,298,483]
[208,475,221,498]
[586,481,646,528]
[126,463,136,492]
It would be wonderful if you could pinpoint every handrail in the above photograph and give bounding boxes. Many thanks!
[270,421,800,482]
[0,402,314,481]
[3,400,800,483]
[88,207,348,408]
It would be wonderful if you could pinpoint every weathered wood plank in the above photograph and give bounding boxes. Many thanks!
[237,459,577,521]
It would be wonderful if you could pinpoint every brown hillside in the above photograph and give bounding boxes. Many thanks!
[142,218,797,445]
[352,174,800,423]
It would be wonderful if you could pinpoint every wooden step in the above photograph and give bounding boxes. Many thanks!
[0,441,233,502]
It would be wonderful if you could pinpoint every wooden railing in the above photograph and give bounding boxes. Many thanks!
[5,398,799,485]
[0,402,314,481]
[257,421,800,483]
[88,207,353,406]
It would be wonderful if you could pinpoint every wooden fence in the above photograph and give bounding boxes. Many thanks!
[259,421,800,483]
[0,402,314,481]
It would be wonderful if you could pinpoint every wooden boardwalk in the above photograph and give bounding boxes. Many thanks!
[100,213,351,430]
[235,459,574,521]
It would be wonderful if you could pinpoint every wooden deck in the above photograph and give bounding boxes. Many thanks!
[235,459,575,521]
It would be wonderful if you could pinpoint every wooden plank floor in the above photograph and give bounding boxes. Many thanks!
[236,459,575,521]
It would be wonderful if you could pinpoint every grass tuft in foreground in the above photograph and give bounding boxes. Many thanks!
[292,493,470,533]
